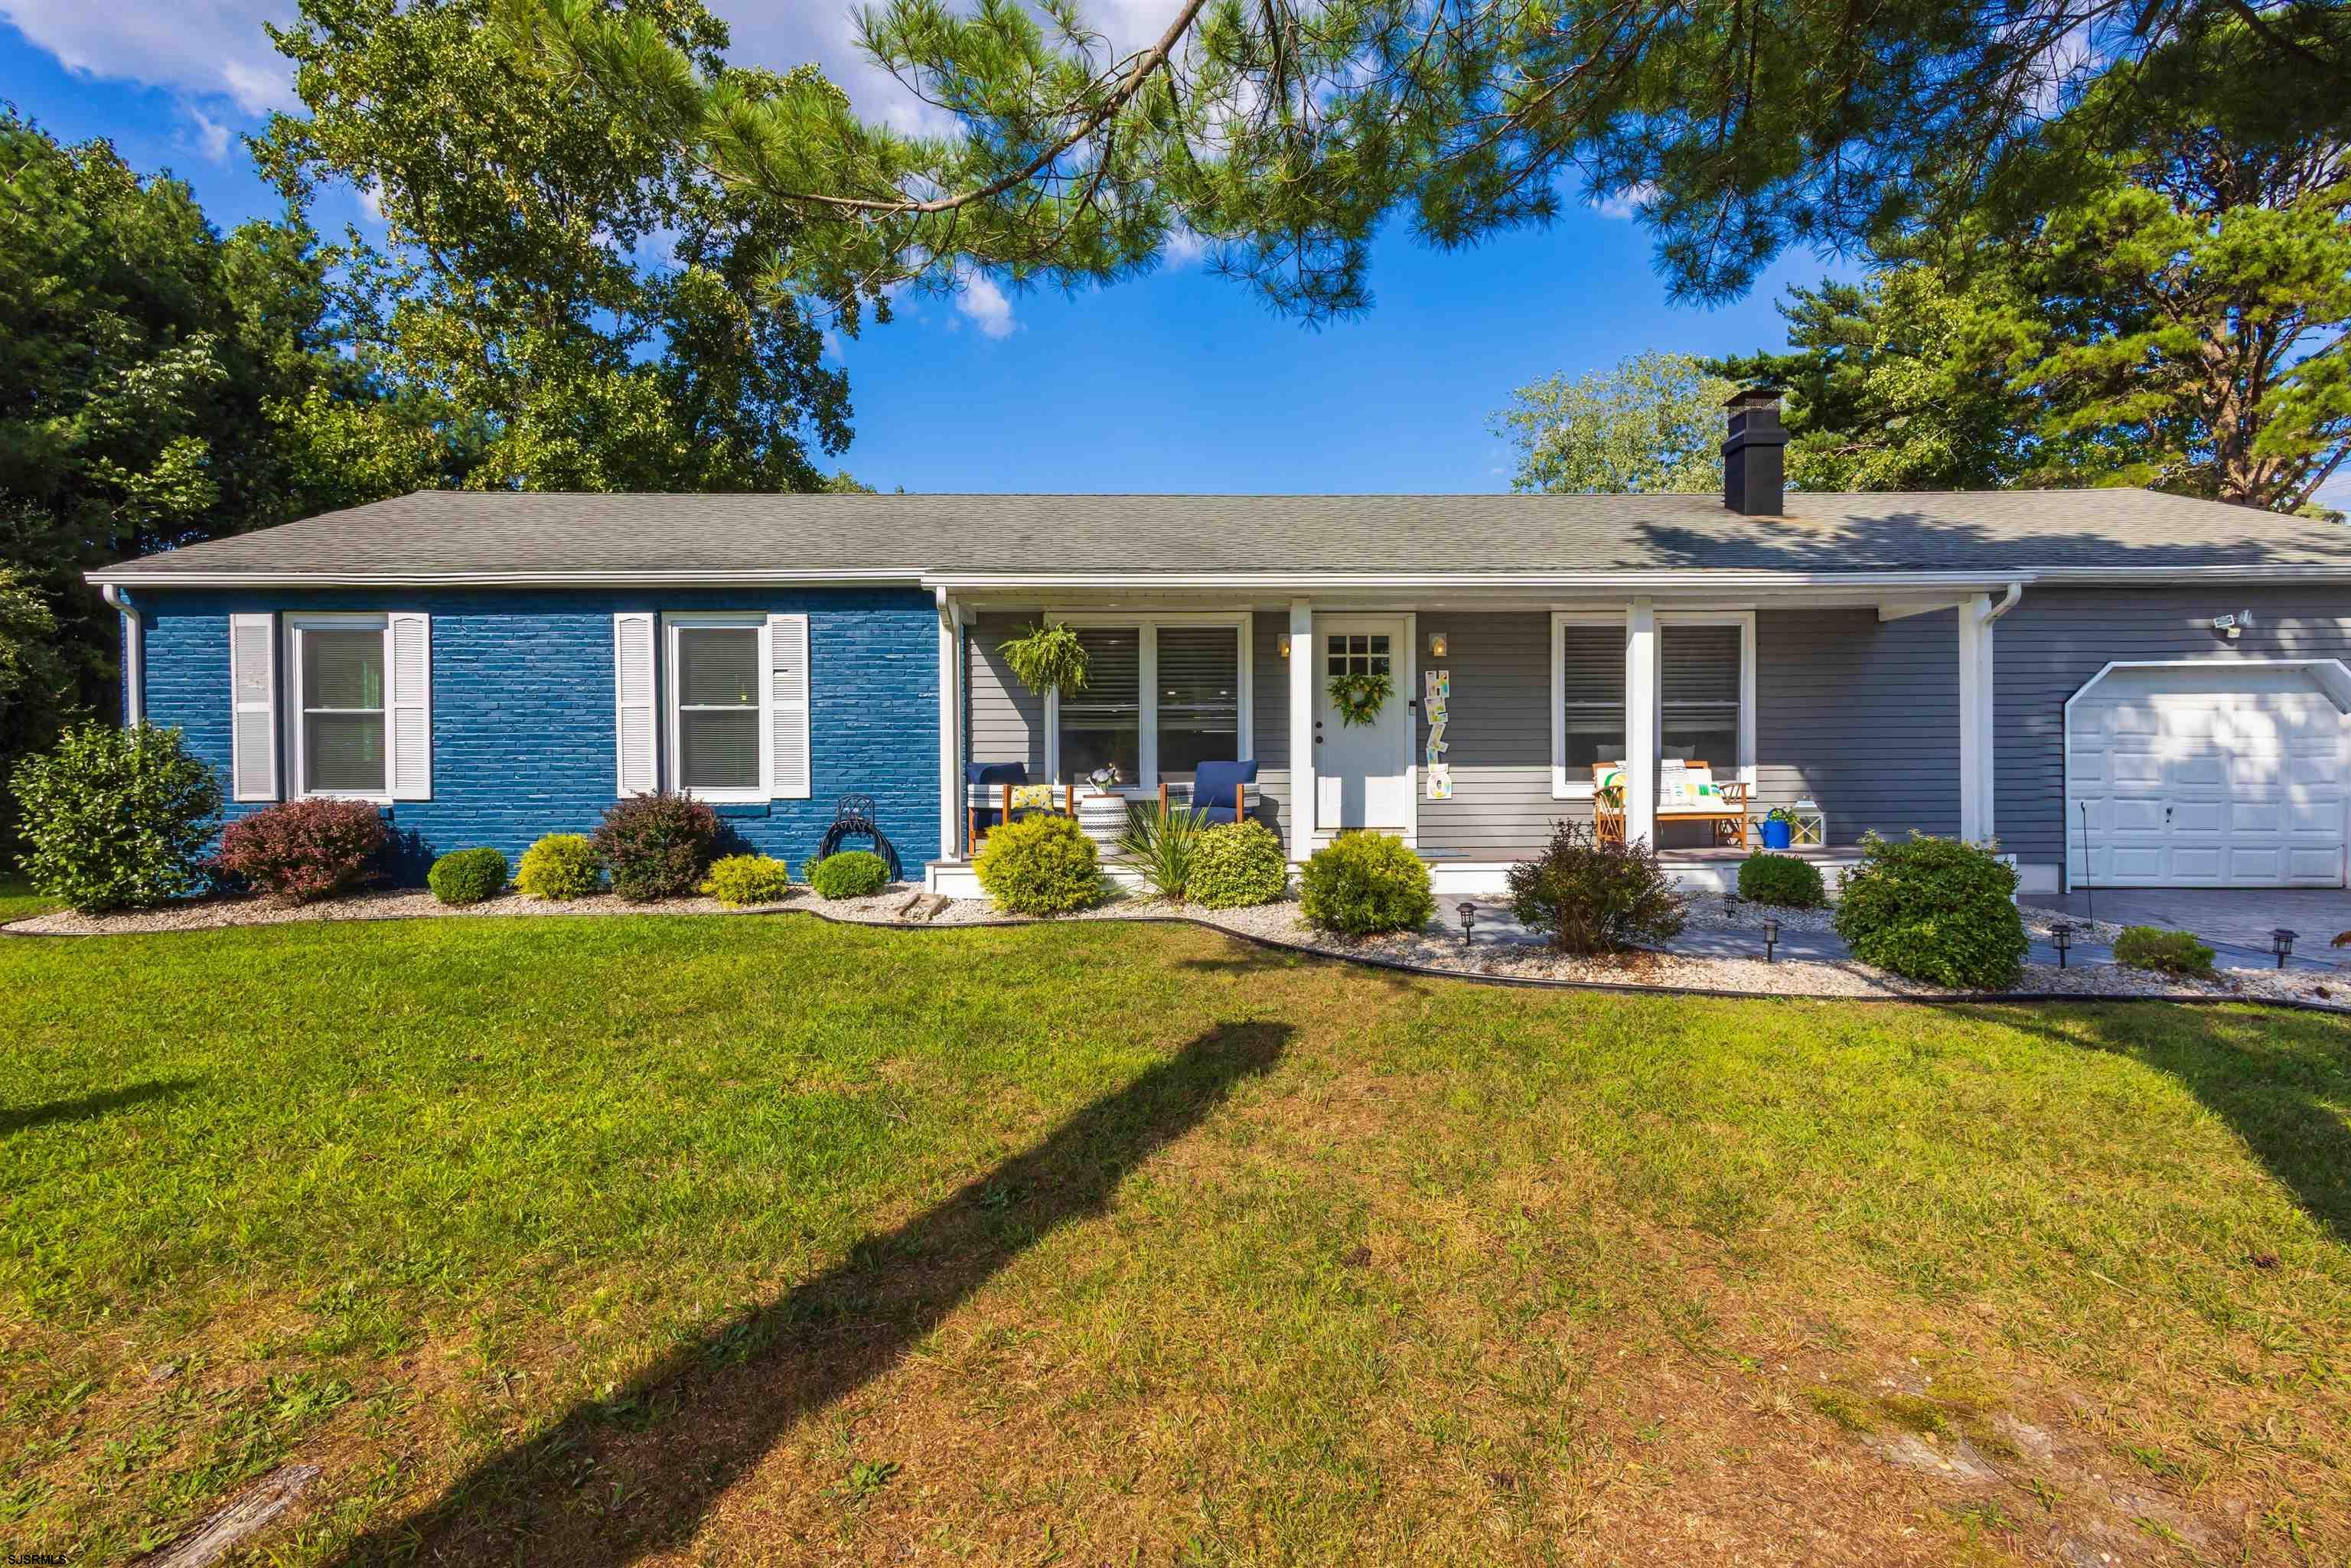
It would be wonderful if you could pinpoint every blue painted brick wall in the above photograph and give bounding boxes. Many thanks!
[133,588,940,881]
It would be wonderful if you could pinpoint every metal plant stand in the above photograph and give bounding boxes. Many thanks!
[816,793,902,882]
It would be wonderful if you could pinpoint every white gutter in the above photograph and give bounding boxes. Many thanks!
[101,583,143,725]
[84,568,930,589]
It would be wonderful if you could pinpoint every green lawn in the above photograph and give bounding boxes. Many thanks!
[0,874,52,923]
[2,913,2346,1566]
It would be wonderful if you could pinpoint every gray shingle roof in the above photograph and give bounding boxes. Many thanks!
[86,487,2351,583]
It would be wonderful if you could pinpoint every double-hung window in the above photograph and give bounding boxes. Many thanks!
[667,617,768,801]
[1552,611,1753,797]
[1048,618,1249,787]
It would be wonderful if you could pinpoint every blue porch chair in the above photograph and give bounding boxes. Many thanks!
[965,761,1026,852]
[1157,760,1257,825]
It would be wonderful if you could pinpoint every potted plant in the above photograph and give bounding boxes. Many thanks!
[998,621,1089,697]
[1759,805,1795,850]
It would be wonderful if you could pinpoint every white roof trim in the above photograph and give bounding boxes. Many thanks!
[86,562,2351,592]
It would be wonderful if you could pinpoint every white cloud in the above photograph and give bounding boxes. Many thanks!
[186,107,231,161]
[1592,182,1659,222]
[0,0,302,113]
[1162,224,1208,267]
[952,268,1015,338]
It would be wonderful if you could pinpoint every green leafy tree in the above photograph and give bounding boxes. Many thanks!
[1707,274,2036,492]
[0,112,385,757]
[258,0,853,494]
[1715,22,2350,512]
[1492,353,1735,494]
[498,0,2349,317]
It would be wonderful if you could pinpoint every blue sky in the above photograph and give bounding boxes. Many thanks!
[4,2,1850,495]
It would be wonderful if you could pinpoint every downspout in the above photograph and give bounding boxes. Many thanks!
[101,584,143,726]
[1981,580,2023,624]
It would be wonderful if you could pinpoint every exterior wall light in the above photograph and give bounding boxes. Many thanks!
[1428,631,1448,657]
[1278,632,1292,659]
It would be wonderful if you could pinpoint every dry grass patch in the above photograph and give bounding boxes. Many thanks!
[0,914,2346,1564]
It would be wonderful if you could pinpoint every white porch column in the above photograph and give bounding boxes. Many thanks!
[936,591,963,860]
[1625,598,1659,848]
[1958,593,1995,843]
[1289,598,1316,859]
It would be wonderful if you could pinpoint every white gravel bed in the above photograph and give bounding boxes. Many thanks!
[4,884,923,936]
[1680,893,1839,934]
[11,884,2337,1010]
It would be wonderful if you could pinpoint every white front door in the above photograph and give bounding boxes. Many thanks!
[1315,616,1411,830]
[2068,666,2349,887]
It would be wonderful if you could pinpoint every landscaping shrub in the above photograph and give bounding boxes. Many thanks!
[8,722,221,913]
[2112,925,2216,977]
[1299,831,1433,937]
[807,849,892,900]
[1736,852,1826,909]
[700,853,794,906]
[1119,801,1206,901]
[215,798,388,905]
[973,813,1101,915]
[427,846,508,906]
[1188,820,1289,908]
[593,791,720,902]
[1507,820,1686,954]
[517,833,602,899]
[1832,832,2028,989]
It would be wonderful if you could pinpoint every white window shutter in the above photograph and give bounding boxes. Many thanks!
[386,613,432,800]
[768,613,810,798]
[228,613,279,801]
[614,613,658,795]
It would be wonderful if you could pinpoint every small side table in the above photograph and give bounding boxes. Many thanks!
[1075,791,1131,857]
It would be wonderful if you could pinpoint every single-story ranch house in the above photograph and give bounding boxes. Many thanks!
[87,393,2351,897]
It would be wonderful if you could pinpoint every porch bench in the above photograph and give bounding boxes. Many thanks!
[1593,761,1751,850]
[965,779,1076,850]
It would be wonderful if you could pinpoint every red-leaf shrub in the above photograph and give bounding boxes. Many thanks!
[214,798,390,904]
[593,790,721,901]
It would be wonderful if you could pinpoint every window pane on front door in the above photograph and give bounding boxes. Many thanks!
[1156,625,1240,778]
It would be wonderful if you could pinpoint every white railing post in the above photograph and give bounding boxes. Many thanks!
[1290,598,1316,860]
[1625,598,1658,849]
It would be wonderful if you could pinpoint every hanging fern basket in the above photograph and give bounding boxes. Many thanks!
[998,621,1090,697]
[1326,670,1394,727]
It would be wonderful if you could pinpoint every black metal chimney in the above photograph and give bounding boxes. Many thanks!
[1723,387,1787,517]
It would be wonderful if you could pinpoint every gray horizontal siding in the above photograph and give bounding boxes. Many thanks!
[1755,608,1961,843]
[1416,612,1577,857]
[1995,587,2351,869]
[965,612,1045,773]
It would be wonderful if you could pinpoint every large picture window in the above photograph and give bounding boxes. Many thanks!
[1048,618,1250,786]
[1155,624,1241,777]
[1552,611,1753,797]
[1058,626,1142,781]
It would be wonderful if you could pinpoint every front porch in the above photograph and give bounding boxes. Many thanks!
[933,588,2033,895]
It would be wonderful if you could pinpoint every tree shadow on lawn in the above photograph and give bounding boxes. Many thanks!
[1978,1001,2351,1250]
[332,1019,1291,1567]
[1,1078,194,1136]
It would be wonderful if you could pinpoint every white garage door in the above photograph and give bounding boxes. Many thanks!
[2068,665,2348,888]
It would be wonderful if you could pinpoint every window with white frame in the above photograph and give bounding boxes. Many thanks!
[1058,626,1142,781]
[1553,611,1753,797]
[289,615,388,797]
[1048,618,1249,786]
[668,618,767,799]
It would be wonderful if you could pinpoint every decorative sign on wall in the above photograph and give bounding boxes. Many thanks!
[1424,668,1452,800]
